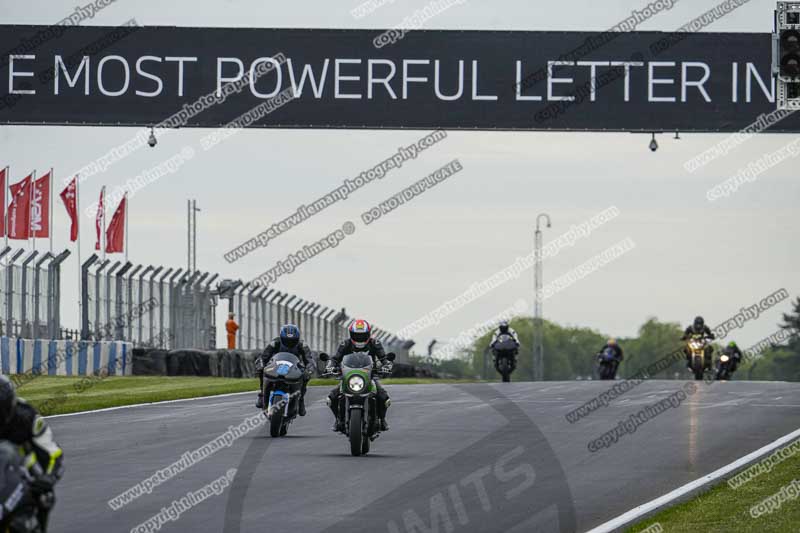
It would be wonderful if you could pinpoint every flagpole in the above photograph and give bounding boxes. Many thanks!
[101,186,106,261]
[124,193,128,263]
[3,165,8,253]
[76,176,82,340]
[31,170,36,254]
[49,168,53,254]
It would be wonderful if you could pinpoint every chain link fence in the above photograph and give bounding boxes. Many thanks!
[226,285,414,363]
[0,247,70,339]
[0,249,413,357]
[82,255,219,350]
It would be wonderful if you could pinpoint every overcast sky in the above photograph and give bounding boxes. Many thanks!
[1,0,797,355]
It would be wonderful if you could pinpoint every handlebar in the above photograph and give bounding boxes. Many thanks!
[321,363,393,378]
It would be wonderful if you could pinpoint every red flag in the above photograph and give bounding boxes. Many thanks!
[106,195,126,253]
[60,176,78,242]
[0,168,6,237]
[95,186,104,250]
[8,174,32,240]
[31,171,50,238]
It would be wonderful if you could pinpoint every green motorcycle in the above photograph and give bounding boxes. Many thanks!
[320,351,395,456]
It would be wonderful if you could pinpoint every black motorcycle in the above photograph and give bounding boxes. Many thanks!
[596,347,618,380]
[262,352,310,437]
[715,352,735,381]
[492,334,518,383]
[0,441,46,533]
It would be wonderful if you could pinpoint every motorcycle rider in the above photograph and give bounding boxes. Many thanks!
[0,440,42,532]
[721,341,744,372]
[681,316,716,369]
[490,320,520,373]
[255,324,313,416]
[490,320,519,348]
[597,338,624,377]
[0,375,64,530]
[327,319,392,432]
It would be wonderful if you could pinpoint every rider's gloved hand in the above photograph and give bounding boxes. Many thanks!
[31,473,56,495]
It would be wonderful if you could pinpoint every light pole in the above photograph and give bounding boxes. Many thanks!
[533,213,551,381]
[187,199,200,273]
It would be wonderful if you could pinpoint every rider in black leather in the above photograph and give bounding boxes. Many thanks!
[255,324,313,416]
[721,341,743,372]
[327,319,391,432]
[0,375,63,529]
[681,316,716,369]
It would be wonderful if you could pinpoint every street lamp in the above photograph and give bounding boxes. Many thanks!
[533,213,551,381]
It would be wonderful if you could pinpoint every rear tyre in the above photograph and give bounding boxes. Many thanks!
[502,371,511,383]
[349,410,364,457]
[270,412,283,438]
[280,422,288,436]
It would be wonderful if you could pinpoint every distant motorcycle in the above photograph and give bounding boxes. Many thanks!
[687,334,712,381]
[320,351,395,456]
[262,352,310,438]
[596,347,618,380]
[492,334,519,383]
[0,441,46,533]
[715,352,735,381]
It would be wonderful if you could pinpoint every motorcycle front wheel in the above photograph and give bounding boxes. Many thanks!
[270,412,284,438]
[692,357,704,381]
[349,409,364,456]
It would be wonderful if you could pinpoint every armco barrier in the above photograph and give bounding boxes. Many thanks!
[132,348,425,379]
[0,337,133,376]
[132,348,258,377]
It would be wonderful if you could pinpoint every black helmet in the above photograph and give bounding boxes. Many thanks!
[499,321,510,334]
[279,324,300,350]
[0,376,17,425]
[693,316,705,331]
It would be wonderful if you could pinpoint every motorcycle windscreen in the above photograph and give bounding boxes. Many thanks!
[341,352,373,371]
[265,352,304,380]
[494,335,518,352]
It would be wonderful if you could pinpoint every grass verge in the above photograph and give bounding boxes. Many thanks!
[17,376,476,416]
[627,440,800,533]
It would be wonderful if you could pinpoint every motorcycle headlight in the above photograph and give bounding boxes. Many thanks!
[720,355,729,362]
[347,375,366,393]
[689,342,701,350]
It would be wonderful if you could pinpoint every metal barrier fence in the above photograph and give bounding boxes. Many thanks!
[0,247,70,339]
[0,250,416,356]
[81,255,218,349]
[228,286,414,362]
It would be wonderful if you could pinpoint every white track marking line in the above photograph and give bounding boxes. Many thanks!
[585,427,800,533]
[45,390,256,419]
[44,383,450,419]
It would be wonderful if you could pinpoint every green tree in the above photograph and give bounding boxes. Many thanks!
[466,318,605,381]
[737,297,800,382]
[618,318,684,378]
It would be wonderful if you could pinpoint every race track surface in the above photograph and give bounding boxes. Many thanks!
[46,380,800,533]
